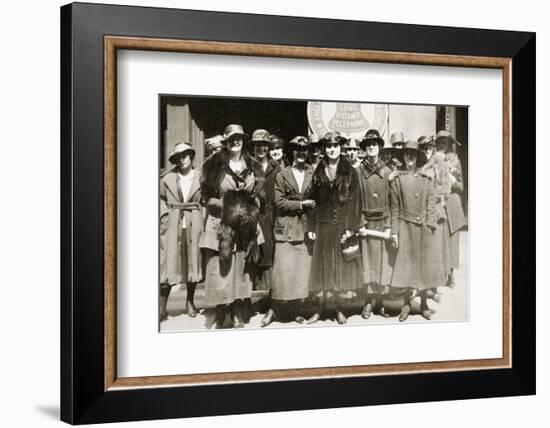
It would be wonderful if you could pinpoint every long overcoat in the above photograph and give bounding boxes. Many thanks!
[159,169,203,285]
[309,158,363,292]
[445,152,468,269]
[357,159,394,289]
[390,170,443,290]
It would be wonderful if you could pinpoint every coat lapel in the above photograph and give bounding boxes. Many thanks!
[302,164,313,193]
[164,171,182,202]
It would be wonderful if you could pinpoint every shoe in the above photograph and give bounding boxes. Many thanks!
[307,312,321,325]
[361,303,373,320]
[295,316,306,324]
[420,304,432,320]
[159,295,168,322]
[336,311,347,325]
[186,300,198,318]
[212,305,226,329]
[432,293,442,304]
[378,306,390,318]
[447,273,456,289]
[261,309,275,328]
[399,304,411,322]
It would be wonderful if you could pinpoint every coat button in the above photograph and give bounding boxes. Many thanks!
[373,192,378,199]
[414,173,418,177]
[416,216,421,221]
[415,193,419,198]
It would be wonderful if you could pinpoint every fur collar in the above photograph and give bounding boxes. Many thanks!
[201,149,264,201]
[312,157,355,204]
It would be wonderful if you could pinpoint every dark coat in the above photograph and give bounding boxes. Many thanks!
[389,170,443,289]
[273,164,314,242]
[309,158,363,292]
[160,169,203,285]
[253,159,281,267]
[310,157,361,231]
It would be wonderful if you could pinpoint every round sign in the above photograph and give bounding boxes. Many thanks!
[307,102,388,140]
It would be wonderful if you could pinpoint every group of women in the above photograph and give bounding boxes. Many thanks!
[159,123,467,328]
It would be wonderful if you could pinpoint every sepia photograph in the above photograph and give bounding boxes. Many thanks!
[159,95,469,332]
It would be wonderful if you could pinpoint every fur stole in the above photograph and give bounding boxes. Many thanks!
[312,157,355,205]
[201,149,264,272]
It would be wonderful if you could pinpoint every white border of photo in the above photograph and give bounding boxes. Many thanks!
[117,50,502,378]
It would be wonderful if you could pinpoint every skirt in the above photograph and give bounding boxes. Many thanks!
[203,248,253,306]
[309,222,362,292]
[433,219,451,280]
[272,241,312,300]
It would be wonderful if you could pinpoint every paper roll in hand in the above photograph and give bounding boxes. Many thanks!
[358,228,391,240]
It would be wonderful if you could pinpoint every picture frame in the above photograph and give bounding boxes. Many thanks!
[60,2,535,424]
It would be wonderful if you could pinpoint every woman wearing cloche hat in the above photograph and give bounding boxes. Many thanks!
[307,131,363,325]
[199,124,266,329]
[159,142,203,322]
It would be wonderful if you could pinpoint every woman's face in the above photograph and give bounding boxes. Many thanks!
[254,142,269,159]
[404,152,417,169]
[423,146,434,160]
[325,143,341,160]
[270,148,283,161]
[226,136,243,153]
[175,153,194,172]
[365,142,379,158]
[346,147,359,161]
[293,148,308,164]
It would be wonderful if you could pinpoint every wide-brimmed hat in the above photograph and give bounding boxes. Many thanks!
[320,131,347,146]
[223,124,247,141]
[204,135,224,152]
[435,130,461,146]
[360,129,385,150]
[289,136,309,149]
[399,140,428,167]
[308,133,320,145]
[168,142,195,164]
[269,134,285,150]
[250,129,271,144]
[390,132,406,147]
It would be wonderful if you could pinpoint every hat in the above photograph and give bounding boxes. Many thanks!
[417,135,434,147]
[320,131,347,146]
[344,138,360,150]
[204,135,224,152]
[390,132,406,146]
[399,140,428,167]
[168,142,195,164]
[289,136,309,148]
[308,133,320,145]
[223,124,247,141]
[250,129,271,144]
[360,129,385,150]
[269,135,285,150]
[435,130,461,146]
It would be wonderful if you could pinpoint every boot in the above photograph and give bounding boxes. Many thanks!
[420,296,432,320]
[361,301,373,320]
[186,283,198,318]
[261,308,275,328]
[159,285,171,322]
[293,300,306,324]
[231,300,245,328]
[212,304,226,329]
[447,271,456,288]
[335,310,347,325]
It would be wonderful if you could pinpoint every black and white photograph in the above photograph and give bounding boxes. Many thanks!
[159,96,469,332]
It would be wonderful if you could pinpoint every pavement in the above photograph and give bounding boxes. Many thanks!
[161,231,469,332]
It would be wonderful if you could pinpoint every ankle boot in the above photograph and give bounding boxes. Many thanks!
[159,285,171,322]
[212,304,226,329]
[186,283,198,318]
[231,300,245,328]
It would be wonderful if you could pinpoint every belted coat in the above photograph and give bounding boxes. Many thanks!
[159,168,203,285]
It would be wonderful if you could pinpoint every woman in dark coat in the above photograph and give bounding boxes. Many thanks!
[199,124,265,329]
[307,131,362,325]
[356,130,394,319]
[262,136,316,327]
[159,143,203,322]
[389,141,442,322]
